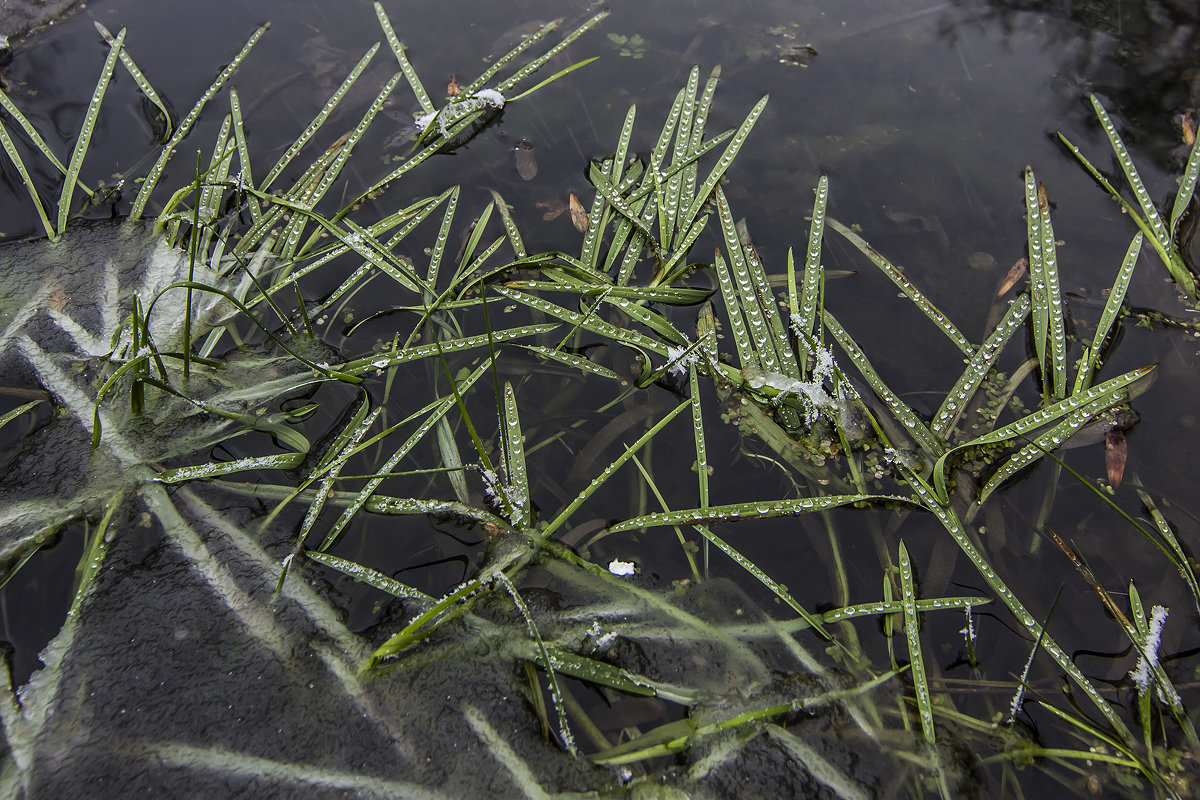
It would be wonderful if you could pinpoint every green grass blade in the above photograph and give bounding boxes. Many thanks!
[492,286,670,356]
[978,390,1129,502]
[1170,126,1200,237]
[823,595,990,624]
[487,189,525,259]
[898,541,936,748]
[689,365,710,510]
[797,175,829,356]
[822,310,946,456]
[541,399,690,539]
[259,43,380,192]
[681,95,763,227]
[609,493,910,531]
[515,345,621,380]
[492,572,577,755]
[1074,232,1140,394]
[501,382,531,528]
[905,473,1134,743]
[932,292,1031,439]
[827,216,973,356]
[0,89,75,184]
[93,20,172,139]
[932,365,1154,501]
[131,24,267,220]
[373,2,434,115]
[494,9,610,95]
[58,27,124,235]
[0,119,55,238]
[681,94,768,224]
[1137,490,1200,615]
[711,248,757,369]
[1024,167,1067,399]
[686,66,720,196]
[716,189,789,373]
[155,453,306,483]
[227,88,260,225]
[1056,130,1196,296]
[319,361,490,551]
[305,549,432,602]
[1089,95,1174,257]
[0,400,42,433]
[341,323,560,375]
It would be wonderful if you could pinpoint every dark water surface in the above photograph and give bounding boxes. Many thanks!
[2,0,1199,797]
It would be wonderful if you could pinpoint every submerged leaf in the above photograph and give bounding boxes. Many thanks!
[568,192,588,233]
[1105,429,1127,488]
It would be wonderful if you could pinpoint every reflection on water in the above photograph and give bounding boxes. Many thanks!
[0,0,1198,796]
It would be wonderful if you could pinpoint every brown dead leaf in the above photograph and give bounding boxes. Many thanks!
[1105,429,1127,488]
[568,192,588,233]
[995,257,1028,298]
[512,138,537,181]
[536,197,566,221]
[1183,112,1196,146]
[446,74,460,97]
[1036,181,1050,214]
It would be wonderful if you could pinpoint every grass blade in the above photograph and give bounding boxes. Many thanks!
[58,27,124,235]
[931,293,1030,439]
[797,175,829,367]
[1074,232,1140,394]
[319,360,490,551]
[1089,95,1174,258]
[905,473,1134,744]
[609,493,910,531]
[827,216,974,356]
[94,20,172,139]
[898,540,936,748]
[681,94,768,225]
[932,365,1154,501]
[131,24,268,220]
[978,389,1129,502]
[0,119,55,238]
[1170,124,1200,238]
[501,382,531,528]
[822,310,946,456]
[373,2,435,115]
[259,43,381,192]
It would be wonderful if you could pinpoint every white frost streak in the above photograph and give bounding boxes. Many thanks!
[415,88,506,140]
[1130,605,1180,706]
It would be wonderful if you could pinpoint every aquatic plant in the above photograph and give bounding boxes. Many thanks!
[2,4,1199,798]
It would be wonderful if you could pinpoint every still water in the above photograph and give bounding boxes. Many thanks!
[1,0,1198,797]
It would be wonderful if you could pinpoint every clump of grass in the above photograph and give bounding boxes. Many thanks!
[2,8,1198,799]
